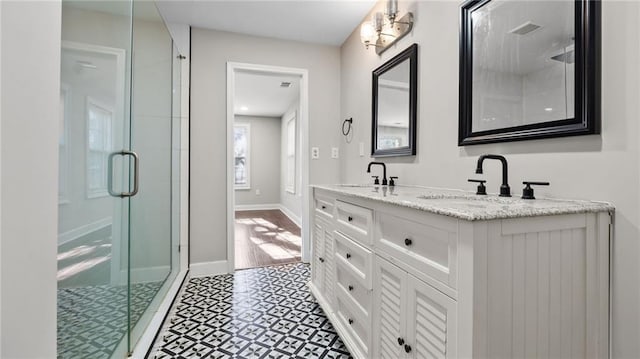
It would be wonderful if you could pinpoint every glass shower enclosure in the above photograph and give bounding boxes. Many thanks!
[57,1,183,357]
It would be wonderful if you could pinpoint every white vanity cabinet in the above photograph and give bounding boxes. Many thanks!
[309,186,613,359]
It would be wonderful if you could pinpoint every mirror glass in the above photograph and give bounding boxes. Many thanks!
[472,1,574,132]
[378,59,410,149]
[459,0,599,146]
[372,43,417,157]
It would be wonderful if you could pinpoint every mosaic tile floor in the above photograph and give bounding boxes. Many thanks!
[150,263,351,358]
[57,281,163,359]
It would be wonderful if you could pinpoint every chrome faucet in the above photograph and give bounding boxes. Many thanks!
[367,162,387,185]
[476,154,511,197]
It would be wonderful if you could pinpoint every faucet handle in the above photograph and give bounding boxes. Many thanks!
[522,181,549,200]
[371,176,380,185]
[468,179,487,195]
[389,176,398,186]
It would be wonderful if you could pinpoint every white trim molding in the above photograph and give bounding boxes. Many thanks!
[227,62,310,271]
[235,203,280,211]
[190,260,229,277]
[58,217,112,245]
[279,204,301,228]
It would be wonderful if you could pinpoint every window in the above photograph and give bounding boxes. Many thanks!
[234,124,250,189]
[285,114,296,194]
[86,98,113,198]
[59,86,70,204]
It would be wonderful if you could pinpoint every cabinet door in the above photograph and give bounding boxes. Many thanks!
[323,229,335,306]
[312,219,326,291]
[373,256,408,359]
[405,274,457,359]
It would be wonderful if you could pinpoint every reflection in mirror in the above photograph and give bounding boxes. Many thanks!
[459,0,600,145]
[372,43,417,157]
[378,59,410,149]
[472,1,574,132]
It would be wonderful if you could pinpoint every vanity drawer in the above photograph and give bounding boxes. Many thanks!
[335,290,370,357]
[334,231,373,289]
[335,200,373,245]
[376,211,458,291]
[314,193,335,219]
[336,260,371,315]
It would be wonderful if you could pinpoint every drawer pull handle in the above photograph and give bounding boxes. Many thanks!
[319,257,325,263]
[404,344,412,353]
[404,238,413,246]
[345,253,351,259]
[321,205,326,209]
[347,216,353,222]
[397,337,405,346]
[348,318,354,325]
[348,285,354,291]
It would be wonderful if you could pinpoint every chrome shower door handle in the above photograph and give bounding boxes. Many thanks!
[108,150,140,198]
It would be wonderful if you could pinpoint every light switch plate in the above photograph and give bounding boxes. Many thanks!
[331,147,339,159]
[311,147,320,159]
[359,142,365,157]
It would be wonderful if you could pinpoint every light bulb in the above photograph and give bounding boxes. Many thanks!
[360,22,375,45]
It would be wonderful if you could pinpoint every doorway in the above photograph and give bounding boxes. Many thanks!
[226,63,310,271]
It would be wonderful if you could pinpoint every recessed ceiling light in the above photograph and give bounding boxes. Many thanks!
[240,106,249,111]
[544,107,553,112]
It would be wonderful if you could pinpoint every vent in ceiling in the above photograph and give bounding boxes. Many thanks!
[280,82,292,88]
[509,21,542,35]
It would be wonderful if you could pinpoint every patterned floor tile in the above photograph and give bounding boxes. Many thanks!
[150,263,351,358]
[57,281,162,359]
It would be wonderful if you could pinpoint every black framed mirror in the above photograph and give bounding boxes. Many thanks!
[372,43,418,157]
[459,0,600,146]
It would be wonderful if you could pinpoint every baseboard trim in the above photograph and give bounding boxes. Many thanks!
[58,217,112,246]
[190,260,229,277]
[278,204,301,228]
[235,203,280,211]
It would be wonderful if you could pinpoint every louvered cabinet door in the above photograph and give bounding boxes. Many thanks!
[373,256,408,359]
[323,230,335,307]
[312,219,326,292]
[406,274,457,359]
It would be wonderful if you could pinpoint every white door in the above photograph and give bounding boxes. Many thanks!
[312,219,326,291]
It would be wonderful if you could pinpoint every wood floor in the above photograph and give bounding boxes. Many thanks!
[234,209,301,270]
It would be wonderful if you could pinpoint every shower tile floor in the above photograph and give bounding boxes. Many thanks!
[150,263,352,358]
[57,281,163,359]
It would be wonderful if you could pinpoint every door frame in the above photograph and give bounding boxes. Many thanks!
[226,62,310,272]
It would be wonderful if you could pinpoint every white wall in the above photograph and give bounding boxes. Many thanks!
[280,102,302,221]
[234,115,282,206]
[190,29,341,265]
[339,1,640,357]
[0,1,60,357]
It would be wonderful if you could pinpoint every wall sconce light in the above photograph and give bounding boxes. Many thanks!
[360,0,414,55]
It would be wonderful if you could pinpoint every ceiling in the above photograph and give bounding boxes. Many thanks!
[234,71,300,117]
[155,0,377,46]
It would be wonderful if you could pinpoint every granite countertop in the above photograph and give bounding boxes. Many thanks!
[312,184,615,221]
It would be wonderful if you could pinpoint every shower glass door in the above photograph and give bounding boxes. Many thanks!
[127,0,181,352]
[58,1,181,357]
